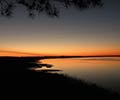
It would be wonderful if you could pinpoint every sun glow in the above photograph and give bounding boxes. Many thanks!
[0,48,120,57]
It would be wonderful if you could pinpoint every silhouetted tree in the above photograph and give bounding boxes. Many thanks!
[0,0,103,17]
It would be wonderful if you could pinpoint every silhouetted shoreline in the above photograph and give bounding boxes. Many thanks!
[1,55,120,59]
[0,56,120,99]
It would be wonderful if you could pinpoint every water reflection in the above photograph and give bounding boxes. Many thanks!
[37,57,120,93]
[30,62,62,73]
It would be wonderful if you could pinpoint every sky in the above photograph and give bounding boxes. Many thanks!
[0,0,120,56]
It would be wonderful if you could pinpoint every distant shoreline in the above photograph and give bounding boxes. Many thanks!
[0,55,120,60]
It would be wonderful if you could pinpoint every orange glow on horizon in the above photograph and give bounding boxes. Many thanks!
[68,51,120,56]
[0,50,52,57]
[0,48,120,57]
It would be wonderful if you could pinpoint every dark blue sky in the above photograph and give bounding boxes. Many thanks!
[0,0,120,56]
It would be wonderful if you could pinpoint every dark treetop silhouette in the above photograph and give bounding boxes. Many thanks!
[0,0,103,17]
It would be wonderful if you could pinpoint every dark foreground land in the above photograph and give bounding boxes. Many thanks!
[0,57,120,99]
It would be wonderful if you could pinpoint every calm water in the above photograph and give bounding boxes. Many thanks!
[37,57,120,93]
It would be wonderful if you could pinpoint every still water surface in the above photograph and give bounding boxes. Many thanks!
[37,57,120,93]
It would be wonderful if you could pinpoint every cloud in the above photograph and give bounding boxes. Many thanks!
[0,49,44,56]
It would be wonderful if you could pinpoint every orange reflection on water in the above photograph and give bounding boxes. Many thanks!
[40,57,120,70]
[38,57,120,84]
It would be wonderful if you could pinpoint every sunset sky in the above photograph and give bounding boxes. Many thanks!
[0,0,120,56]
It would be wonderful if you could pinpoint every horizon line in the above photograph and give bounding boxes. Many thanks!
[0,55,120,57]
[0,49,120,57]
